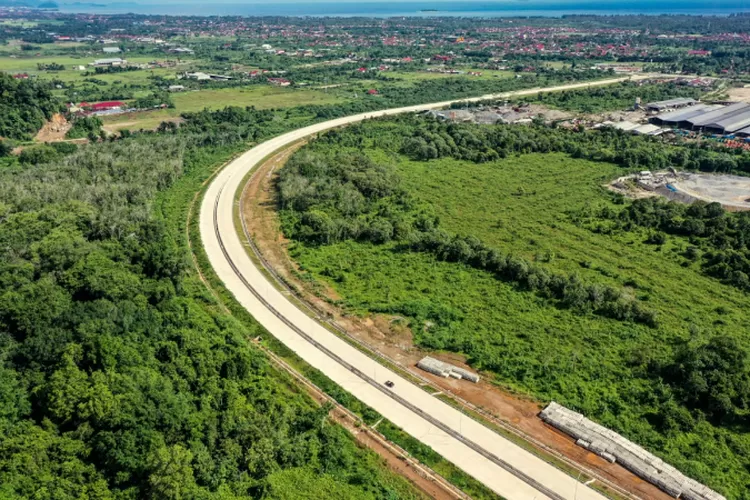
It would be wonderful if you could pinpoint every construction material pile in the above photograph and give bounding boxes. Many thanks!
[540,402,725,500]
[416,357,480,383]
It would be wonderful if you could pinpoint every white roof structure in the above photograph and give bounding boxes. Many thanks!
[91,58,126,65]
[633,124,664,135]
[613,121,639,131]
[646,97,698,111]
[417,357,480,383]
[651,104,722,126]
[702,108,750,134]
[688,102,750,128]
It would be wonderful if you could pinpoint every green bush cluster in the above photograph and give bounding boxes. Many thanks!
[597,197,750,292]
[0,128,421,498]
[397,114,750,173]
[409,229,657,325]
[523,82,704,113]
[278,119,657,326]
[65,115,103,140]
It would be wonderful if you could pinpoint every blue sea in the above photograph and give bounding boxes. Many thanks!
[56,0,750,17]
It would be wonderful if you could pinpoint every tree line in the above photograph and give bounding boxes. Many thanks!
[277,117,658,326]
[399,114,750,174]
[594,197,750,294]
[0,72,63,141]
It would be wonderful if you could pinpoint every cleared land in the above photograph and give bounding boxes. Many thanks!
[672,172,750,209]
[99,86,346,131]
[171,86,343,111]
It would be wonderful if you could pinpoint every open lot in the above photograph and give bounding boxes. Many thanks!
[171,86,344,111]
[672,172,750,209]
[389,69,514,83]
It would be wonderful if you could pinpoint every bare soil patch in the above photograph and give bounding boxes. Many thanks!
[727,85,750,103]
[34,113,71,142]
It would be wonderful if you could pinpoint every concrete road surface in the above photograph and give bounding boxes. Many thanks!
[200,78,649,499]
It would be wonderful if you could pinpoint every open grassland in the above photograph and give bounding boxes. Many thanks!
[99,86,347,131]
[0,54,159,74]
[392,151,750,336]
[171,86,345,111]
[388,69,514,83]
[288,151,750,498]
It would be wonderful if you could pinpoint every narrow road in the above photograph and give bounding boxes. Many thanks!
[200,76,656,499]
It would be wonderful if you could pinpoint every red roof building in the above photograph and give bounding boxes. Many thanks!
[367,89,378,95]
[90,101,125,111]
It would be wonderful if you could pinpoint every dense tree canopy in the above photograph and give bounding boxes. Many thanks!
[0,132,420,499]
[0,72,63,140]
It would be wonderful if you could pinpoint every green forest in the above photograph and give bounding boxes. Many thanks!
[0,98,432,498]
[277,116,750,498]
[0,72,63,141]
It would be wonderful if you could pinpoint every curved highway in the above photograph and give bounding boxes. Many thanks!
[199,79,645,499]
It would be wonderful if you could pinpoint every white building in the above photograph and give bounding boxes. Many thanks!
[91,58,127,67]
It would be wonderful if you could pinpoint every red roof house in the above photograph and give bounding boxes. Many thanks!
[90,101,125,111]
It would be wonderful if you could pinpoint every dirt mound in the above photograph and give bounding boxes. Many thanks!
[34,113,71,142]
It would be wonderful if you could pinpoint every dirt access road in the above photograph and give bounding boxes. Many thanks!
[200,76,673,500]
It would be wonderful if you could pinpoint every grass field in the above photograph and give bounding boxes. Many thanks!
[98,86,347,131]
[171,86,344,111]
[0,54,175,83]
[287,150,750,497]
[389,69,515,83]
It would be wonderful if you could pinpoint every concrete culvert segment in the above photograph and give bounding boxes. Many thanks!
[540,402,726,500]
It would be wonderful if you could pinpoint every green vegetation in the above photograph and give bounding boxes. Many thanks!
[278,116,750,498]
[0,72,62,140]
[0,118,424,498]
[66,115,103,139]
[171,86,344,112]
[595,197,750,294]
[522,81,704,113]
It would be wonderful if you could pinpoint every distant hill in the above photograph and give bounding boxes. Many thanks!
[0,0,58,7]
[0,0,34,6]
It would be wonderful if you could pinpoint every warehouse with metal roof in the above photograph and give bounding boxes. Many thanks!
[646,97,698,112]
[688,102,750,130]
[649,104,722,127]
[702,107,750,134]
